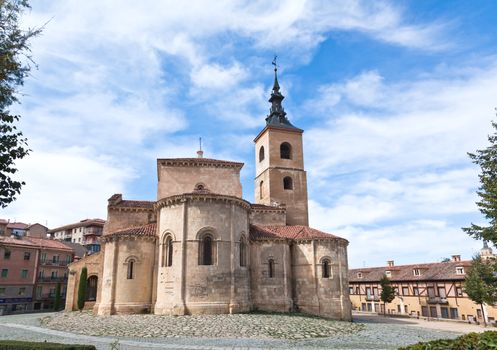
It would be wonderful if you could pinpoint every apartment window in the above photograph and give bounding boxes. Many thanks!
[427,287,435,298]
[394,287,399,295]
[4,250,11,259]
[1,269,8,278]
[52,255,59,263]
[366,287,371,297]
[413,287,419,296]
[450,308,459,319]
[21,269,28,279]
[36,286,42,298]
[402,287,409,296]
[438,287,447,298]
[413,268,421,276]
[41,253,47,262]
[18,287,26,296]
[51,271,58,278]
[456,267,465,275]
[24,252,30,260]
[0,287,5,296]
[38,270,44,278]
[456,287,463,297]
[66,255,72,263]
[349,287,354,294]
[355,287,360,295]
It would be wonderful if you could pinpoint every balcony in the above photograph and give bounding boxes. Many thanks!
[427,297,448,304]
[37,277,68,283]
[366,295,381,301]
[40,260,70,267]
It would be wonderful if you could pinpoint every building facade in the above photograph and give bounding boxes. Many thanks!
[349,250,497,324]
[50,219,105,254]
[0,236,74,314]
[65,69,351,320]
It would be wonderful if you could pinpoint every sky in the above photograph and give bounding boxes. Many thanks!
[2,0,497,268]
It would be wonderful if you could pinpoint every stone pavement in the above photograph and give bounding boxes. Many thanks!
[0,311,473,350]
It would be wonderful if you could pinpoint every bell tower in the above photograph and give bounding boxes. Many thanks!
[254,61,309,226]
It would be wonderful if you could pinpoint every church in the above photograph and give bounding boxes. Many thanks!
[65,67,352,321]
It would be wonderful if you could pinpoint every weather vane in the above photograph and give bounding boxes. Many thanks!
[272,55,278,70]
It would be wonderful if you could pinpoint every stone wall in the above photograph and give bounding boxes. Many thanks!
[155,195,251,315]
[65,252,103,312]
[250,241,293,312]
[249,207,286,226]
[104,208,153,235]
[157,163,243,199]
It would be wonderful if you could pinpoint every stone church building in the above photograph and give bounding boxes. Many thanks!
[65,68,351,320]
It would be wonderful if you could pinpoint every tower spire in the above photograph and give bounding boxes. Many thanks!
[197,137,204,158]
[265,56,298,130]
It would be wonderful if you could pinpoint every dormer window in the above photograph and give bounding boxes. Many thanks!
[456,267,465,275]
[385,270,391,278]
[357,272,363,279]
[413,268,421,276]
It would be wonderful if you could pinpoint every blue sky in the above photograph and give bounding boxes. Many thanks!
[3,0,497,267]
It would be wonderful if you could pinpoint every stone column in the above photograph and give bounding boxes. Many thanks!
[173,198,188,315]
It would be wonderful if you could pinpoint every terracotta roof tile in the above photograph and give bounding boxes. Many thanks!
[106,223,157,237]
[349,261,472,283]
[6,222,29,230]
[250,225,345,242]
[0,236,74,251]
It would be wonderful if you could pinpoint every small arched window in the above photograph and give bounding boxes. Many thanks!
[283,176,293,190]
[86,275,98,301]
[259,181,264,199]
[322,259,331,278]
[259,146,265,162]
[280,142,291,159]
[240,237,247,267]
[201,236,213,265]
[162,235,173,267]
[127,260,135,279]
[268,259,275,278]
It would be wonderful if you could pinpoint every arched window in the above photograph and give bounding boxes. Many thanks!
[200,235,213,265]
[86,276,98,301]
[322,259,331,278]
[283,176,293,190]
[162,235,173,267]
[240,236,247,267]
[259,146,265,162]
[268,259,275,278]
[280,142,291,159]
[259,181,264,199]
[127,260,135,279]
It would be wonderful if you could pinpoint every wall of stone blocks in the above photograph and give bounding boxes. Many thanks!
[249,209,286,226]
[104,208,153,235]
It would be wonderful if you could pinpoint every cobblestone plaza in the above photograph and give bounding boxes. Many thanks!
[0,312,476,350]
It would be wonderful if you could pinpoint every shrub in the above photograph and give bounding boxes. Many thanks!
[0,340,96,349]
[399,331,497,350]
[77,267,87,311]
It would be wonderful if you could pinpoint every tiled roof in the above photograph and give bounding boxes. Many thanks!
[112,200,155,209]
[0,219,8,224]
[0,236,74,252]
[60,242,88,258]
[6,222,29,230]
[158,158,244,168]
[106,223,157,237]
[250,204,285,211]
[349,261,472,283]
[49,219,105,233]
[250,225,345,242]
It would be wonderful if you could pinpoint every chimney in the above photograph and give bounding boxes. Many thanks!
[387,260,394,267]
[451,255,461,262]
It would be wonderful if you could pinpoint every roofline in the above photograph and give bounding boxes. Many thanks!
[253,124,303,143]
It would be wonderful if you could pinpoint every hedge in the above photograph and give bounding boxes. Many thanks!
[0,340,96,350]
[399,331,497,350]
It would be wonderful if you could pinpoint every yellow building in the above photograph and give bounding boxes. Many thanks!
[349,250,497,325]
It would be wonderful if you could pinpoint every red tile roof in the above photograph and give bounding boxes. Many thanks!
[49,219,105,233]
[349,261,472,283]
[6,222,29,230]
[250,225,345,242]
[158,158,244,169]
[0,236,74,252]
[106,223,157,238]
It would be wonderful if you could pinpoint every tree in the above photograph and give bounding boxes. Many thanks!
[0,0,41,208]
[54,282,61,311]
[463,121,497,245]
[464,255,497,326]
[77,267,87,311]
[379,274,396,315]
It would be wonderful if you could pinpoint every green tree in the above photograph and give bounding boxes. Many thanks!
[379,274,396,315]
[77,267,87,311]
[54,282,61,311]
[0,0,41,208]
[464,255,497,326]
[463,121,497,245]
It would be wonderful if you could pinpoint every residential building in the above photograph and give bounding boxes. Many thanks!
[49,219,105,254]
[0,235,74,314]
[349,248,497,324]
[5,222,29,237]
